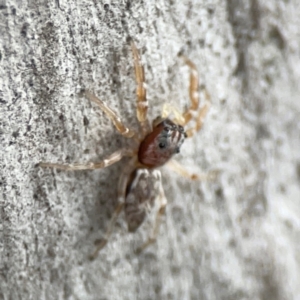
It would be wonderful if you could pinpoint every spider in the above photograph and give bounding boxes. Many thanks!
[39,41,211,259]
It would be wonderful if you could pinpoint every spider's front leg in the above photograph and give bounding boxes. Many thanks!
[131,41,149,134]
[39,149,134,171]
[164,56,209,138]
[181,56,211,137]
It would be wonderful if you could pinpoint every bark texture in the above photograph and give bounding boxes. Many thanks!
[1,1,300,299]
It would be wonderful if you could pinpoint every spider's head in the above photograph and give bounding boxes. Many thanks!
[138,118,187,168]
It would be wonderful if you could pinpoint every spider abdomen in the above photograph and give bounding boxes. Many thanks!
[125,169,161,232]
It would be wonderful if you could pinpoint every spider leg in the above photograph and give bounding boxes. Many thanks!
[181,56,200,125]
[39,149,133,171]
[131,41,149,134]
[167,159,218,181]
[185,88,210,138]
[180,56,211,138]
[84,91,137,139]
[89,202,124,260]
[161,103,186,126]
[160,56,210,136]
[135,180,167,254]
[167,159,198,180]
[89,157,137,259]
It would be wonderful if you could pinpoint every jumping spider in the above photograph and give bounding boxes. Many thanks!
[39,41,211,259]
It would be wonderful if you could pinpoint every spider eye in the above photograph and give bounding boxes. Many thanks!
[178,125,184,132]
[159,142,166,149]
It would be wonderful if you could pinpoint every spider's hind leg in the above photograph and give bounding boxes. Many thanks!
[135,178,168,254]
[89,157,137,259]
[89,202,124,260]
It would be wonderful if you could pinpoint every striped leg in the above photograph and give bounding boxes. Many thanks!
[89,202,124,260]
[131,41,149,134]
[167,160,219,181]
[89,157,137,259]
[39,149,133,171]
[180,56,211,137]
[84,91,137,138]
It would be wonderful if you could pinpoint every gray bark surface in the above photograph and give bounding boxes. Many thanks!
[1,1,300,299]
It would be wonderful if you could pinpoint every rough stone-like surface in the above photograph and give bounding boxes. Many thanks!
[1,1,300,299]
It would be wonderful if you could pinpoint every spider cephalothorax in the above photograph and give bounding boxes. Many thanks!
[138,119,187,168]
[39,41,210,258]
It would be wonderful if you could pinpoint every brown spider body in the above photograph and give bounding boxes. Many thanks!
[138,119,187,168]
[124,119,187,234]
[39,41,210,258]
